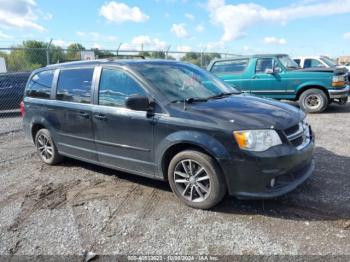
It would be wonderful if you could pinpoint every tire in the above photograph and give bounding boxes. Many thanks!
[34,129,63,165]
[168,150,226,209]
[299,88,328,113]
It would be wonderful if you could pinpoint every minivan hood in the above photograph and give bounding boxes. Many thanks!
[186,94,304,130]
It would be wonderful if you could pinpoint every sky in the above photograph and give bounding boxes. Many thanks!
[0,0,350,57]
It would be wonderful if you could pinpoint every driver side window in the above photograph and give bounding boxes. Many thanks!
[98,68,146,107]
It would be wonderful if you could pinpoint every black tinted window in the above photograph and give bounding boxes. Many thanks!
[99,69,146,107]
[211,59,249,74]
[27,70,54,99]
[294,59,301,66]
[57,68,94,103]
[256,58,274,74]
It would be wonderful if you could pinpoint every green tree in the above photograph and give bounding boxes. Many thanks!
[66,43,85,61]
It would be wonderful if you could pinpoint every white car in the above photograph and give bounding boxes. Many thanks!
[293,56,350,71]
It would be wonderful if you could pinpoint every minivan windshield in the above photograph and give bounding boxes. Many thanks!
[132,63,239,102]
[278,55,300,69]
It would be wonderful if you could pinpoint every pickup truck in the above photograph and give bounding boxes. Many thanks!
[207,54,349,113]
[293,56,350,71]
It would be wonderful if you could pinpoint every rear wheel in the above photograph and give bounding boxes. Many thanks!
[168,150,226,209]
[35,129,63,165]
[299,88,328,113]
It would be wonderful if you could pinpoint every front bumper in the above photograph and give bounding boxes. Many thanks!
[223,136,315,199]
[328,86,350,99]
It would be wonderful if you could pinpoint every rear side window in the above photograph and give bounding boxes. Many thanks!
[56,68,94,104]
[27,70,54,99]
[211,59,249,74]
[98,68,146,107]
[294,59,301,66]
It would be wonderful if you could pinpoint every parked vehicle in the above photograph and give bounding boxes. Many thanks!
[293,56,335,69]
[208,54,349,113]
[293,56,350,72]
[22,60,315,209]
[0,72,31,111]
[0,57,6,73]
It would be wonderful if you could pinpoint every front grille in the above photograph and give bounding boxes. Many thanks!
[284,124,299,137]
[284,121,311,150]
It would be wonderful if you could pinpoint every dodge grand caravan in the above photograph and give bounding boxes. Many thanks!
[22,60,315,209]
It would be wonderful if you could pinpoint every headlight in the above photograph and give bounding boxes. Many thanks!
[332,75,345,87]
[233,130,282,152]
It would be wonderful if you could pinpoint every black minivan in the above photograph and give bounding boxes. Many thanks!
[22,60,314,209]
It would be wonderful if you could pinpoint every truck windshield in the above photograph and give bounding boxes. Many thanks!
[320,57,337,67]
[278,55,300,69]
[132,63,239,102]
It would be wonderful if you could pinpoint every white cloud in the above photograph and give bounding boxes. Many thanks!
[123,35,168,50]
[208,0,350,41]
[0,0,46,31]
[243,45,249,51]
[0,30,13,39]
[195,24,204,33]
[171,23,189,38]
[52,39,71,48]
[177,45,192,52]
[263,36,287,45]
[99,1,149,24]
[93,43,103,49]
[344,32,350,40]
[185,13,195,20]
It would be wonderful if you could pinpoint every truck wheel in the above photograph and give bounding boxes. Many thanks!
[299,88,328,113]
[168,150,226,209]
[35,129,63,165]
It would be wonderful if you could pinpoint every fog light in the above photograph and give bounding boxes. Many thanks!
[270,178,276,188]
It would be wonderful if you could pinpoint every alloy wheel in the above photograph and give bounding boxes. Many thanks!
[173,159,211,202]
[37,133,53,161]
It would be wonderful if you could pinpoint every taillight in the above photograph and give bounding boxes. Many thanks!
[20,101,25,117]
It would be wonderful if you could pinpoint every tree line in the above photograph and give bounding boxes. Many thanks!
[0,40,221,72]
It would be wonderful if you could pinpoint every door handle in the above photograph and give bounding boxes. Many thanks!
[94,114,107,120]
[79,112,90,118]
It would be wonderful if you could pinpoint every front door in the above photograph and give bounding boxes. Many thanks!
[93,67,154,176]
[250,58,286,99]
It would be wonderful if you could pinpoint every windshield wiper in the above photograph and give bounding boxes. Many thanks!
[171,97,208,104]
[207,91,238,100]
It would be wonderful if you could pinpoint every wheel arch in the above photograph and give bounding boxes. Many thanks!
[295,85,329,101]
[156,131,231,182]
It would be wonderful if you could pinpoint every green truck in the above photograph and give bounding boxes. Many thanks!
[207,54,349,113]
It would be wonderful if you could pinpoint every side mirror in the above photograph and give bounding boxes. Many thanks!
[265,68,274,74]
[125,95,153,111]
[265,67,281,74]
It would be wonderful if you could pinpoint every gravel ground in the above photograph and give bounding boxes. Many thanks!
[0,103,350,258]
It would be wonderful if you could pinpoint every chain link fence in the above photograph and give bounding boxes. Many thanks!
[0,47,238,133]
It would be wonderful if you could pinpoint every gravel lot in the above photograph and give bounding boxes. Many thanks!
[0,103,349,258]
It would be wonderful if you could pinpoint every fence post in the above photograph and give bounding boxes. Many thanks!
[166,45,171,60]
[46,39,53,66]
[116,43,122,56]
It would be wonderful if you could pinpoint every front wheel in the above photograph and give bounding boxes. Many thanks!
[299,88,328,113]
[168,150,226,209]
